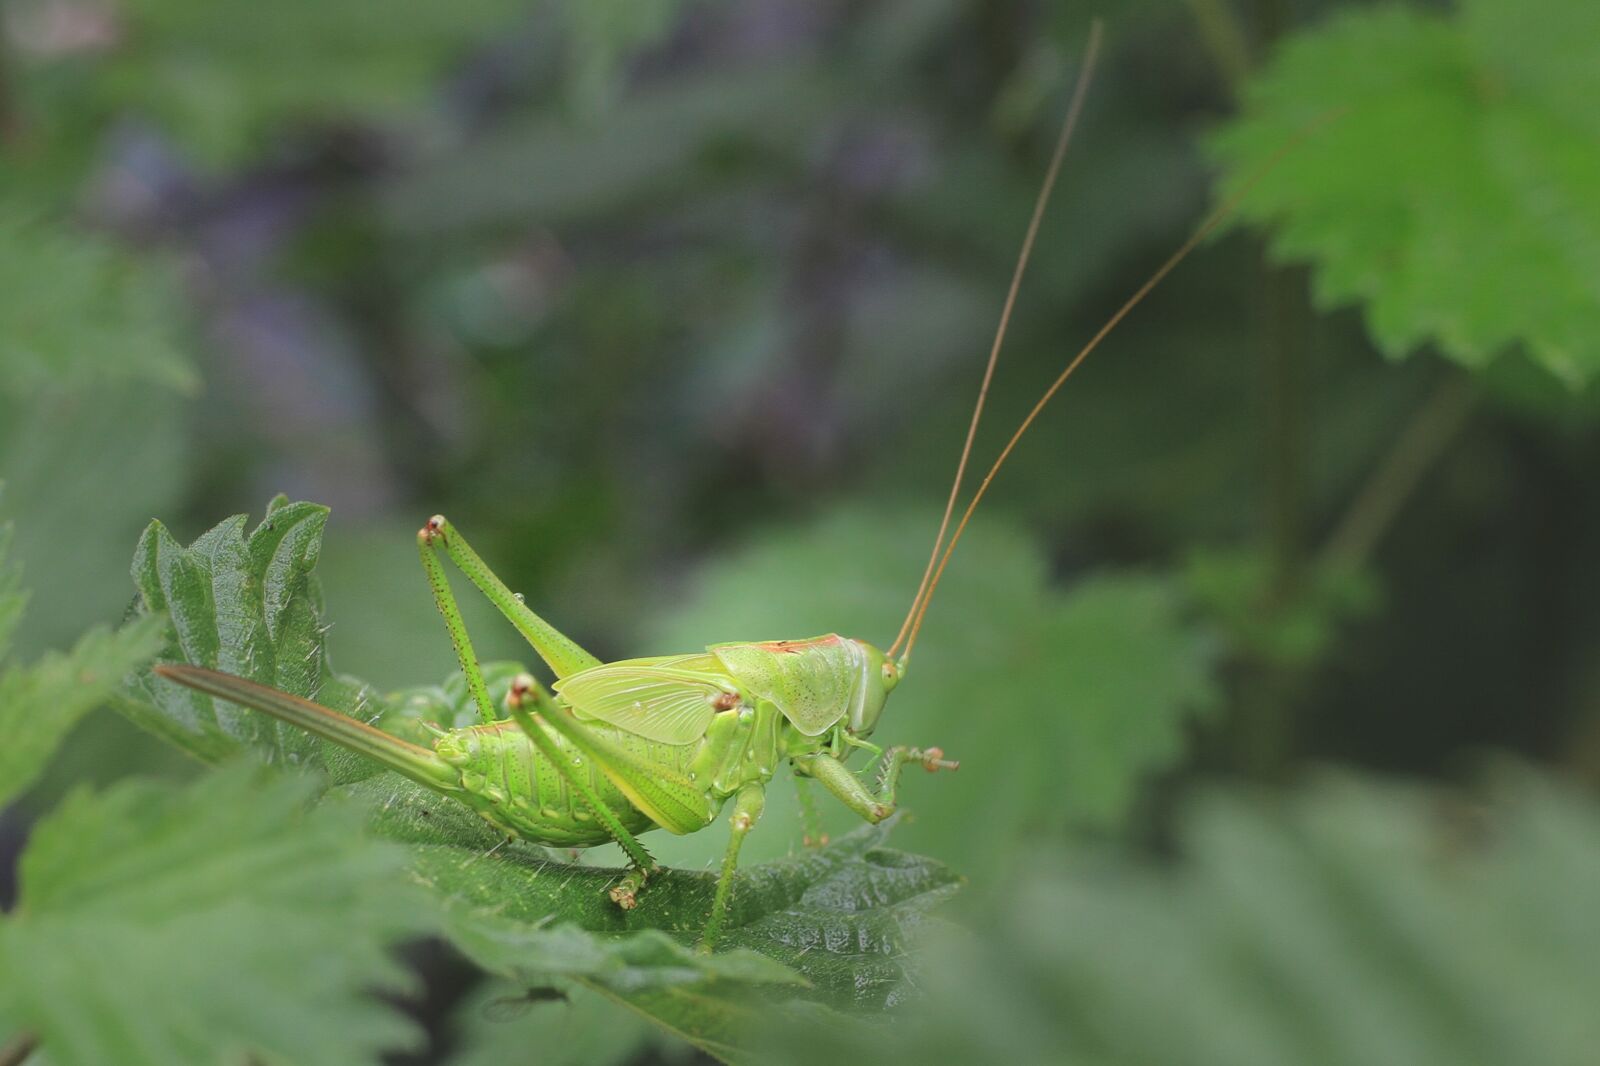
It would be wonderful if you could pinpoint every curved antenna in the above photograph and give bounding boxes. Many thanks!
[888,20,1105,659]
[898,112,1343,664]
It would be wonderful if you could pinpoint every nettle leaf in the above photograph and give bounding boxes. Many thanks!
[442,921,798,1064]
[650,507,1220,868]
[0,763,426,1066]
[760,770,1600,1066]
[1211,0,1600,384]
[382,794,956,1064]
[0,520,167,809]
[0,617,168,811]
[114,496,375,769]
[0,211,195,394]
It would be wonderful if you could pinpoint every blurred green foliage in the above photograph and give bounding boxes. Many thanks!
[0,520,166,808]
[0,765,427,1065]
[1212,0,1600,383]
[0,210,193,393]
[0,0,1597,1062]
[761,770,1600,1066]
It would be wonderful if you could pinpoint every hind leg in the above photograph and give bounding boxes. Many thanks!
[416,523,658,897]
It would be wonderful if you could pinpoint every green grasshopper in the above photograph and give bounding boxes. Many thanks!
[156,24,1273,949]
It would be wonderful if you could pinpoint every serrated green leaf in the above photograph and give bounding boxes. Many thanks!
[0,615,167,810]
[114,497,347,765]
[443,919,799,1063]
[328,704,957,1059]
[0,510,168,809]
[0,763,426,1066]
[649,507,1219,867]
[0,211,195,394]
[391,803,957,1063]
[1211,1,1600,384]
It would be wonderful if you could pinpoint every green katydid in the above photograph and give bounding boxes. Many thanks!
[155,23,1289,950]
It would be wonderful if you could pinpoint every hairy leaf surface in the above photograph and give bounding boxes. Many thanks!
[1212,1,1600,384]
[394,803,957,1063]
[115,496,385,773]
[0,522,167,809]
[0,764,426,1066]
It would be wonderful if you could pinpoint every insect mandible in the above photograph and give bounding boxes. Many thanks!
[156,22,1286,950]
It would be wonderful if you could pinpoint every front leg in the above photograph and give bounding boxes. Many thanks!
[793,747,958,823]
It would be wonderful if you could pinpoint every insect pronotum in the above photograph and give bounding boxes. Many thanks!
[157,21,1301,950]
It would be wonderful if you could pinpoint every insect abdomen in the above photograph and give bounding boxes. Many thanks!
[434,720,695,846]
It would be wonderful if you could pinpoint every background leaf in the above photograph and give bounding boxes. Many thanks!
[0,763,426,1066]
[0,616,167,810]
[11,0,534,166]
[759,769,1600,1066]
[0,515,167,809]
[0,211,195,395]
[1212,0,1600,383]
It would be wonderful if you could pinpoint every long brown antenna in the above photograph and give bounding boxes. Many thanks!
[898,112,1343,664]
[888,20,1105,659]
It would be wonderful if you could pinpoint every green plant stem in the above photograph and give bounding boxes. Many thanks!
[1320,374,1478,568]
[1261,261,1312,598]
[0,1032,38,1066]
[1226,0,1308,780]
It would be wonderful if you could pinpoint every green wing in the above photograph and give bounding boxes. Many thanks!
[553,654,736,745]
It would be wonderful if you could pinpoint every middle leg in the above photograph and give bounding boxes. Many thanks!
[700,781,765,952]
